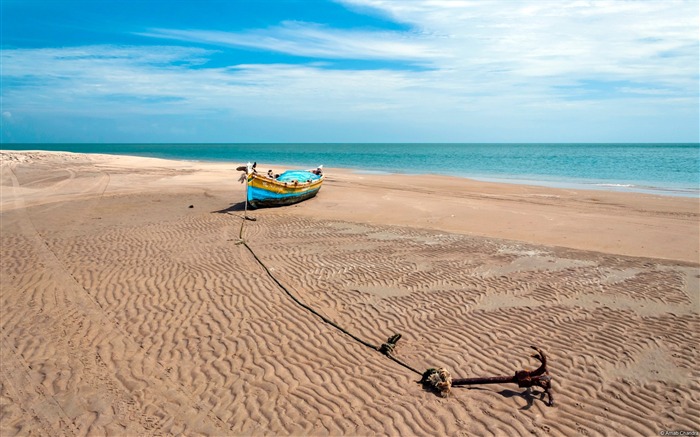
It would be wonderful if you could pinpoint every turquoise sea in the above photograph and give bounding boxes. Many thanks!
[4,143,699,197]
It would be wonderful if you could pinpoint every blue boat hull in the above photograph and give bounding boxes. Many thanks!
[246,170,324,209]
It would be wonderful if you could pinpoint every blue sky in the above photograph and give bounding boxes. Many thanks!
[1,0,698,143]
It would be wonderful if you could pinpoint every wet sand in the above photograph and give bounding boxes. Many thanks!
[1,150,698,436]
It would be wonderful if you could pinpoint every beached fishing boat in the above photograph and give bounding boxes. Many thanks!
[237,162,324,209]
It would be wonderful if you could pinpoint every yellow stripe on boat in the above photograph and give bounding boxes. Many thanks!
[246,169,324,208]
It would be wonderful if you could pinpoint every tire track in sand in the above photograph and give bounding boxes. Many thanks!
[1,162,227,435]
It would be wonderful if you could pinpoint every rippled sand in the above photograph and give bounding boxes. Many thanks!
[1,151,698,436]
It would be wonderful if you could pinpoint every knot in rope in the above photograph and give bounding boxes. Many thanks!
[378,333,402,356]
[420,367,452,397]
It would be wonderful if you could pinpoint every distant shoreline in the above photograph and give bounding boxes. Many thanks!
[2,144,699,198]
[3,149,698,263]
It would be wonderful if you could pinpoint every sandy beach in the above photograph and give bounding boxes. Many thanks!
[1,150,698,436]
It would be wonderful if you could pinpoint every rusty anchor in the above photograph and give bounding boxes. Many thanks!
[420,346,554,406]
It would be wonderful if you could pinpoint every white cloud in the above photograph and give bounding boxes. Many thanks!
[135,0,699,110]
[1,1,698,141]
[141,21,445,63]
[1,45,425,119]
[338,0,699,88]
[1,46,217,113]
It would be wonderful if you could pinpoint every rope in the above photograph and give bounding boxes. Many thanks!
[236,213,423,377]
[234,207,555,405]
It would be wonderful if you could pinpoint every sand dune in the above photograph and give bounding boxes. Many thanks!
[1,151,698,436]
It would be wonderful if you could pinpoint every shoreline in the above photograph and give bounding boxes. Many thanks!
[2,149,699,263]
[0,150,700,264]
[463,174,700,198]
[1,149,698,436]
[2,145,698,198]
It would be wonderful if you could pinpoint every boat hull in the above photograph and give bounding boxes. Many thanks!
[247,171,323,209]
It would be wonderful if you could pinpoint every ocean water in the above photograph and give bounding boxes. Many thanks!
[4,143,699,197]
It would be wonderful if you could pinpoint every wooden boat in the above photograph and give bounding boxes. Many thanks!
[237,162,324,209]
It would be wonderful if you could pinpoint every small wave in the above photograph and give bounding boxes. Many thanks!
[353,169,393,175]
[595,183,636,188]
[591,182,699,197]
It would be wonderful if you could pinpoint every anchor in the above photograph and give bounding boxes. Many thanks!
[420,346,554,406]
